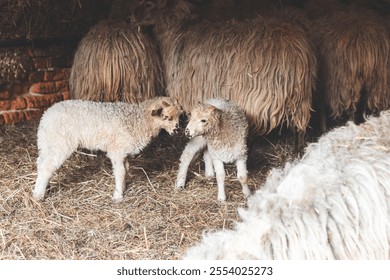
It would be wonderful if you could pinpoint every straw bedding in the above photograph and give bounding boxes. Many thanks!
[0,121,296,259]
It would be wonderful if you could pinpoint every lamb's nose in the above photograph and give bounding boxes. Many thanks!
[185,128,190,137]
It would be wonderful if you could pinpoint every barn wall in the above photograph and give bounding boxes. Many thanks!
[0,45,73,125]
[0,0,111,125]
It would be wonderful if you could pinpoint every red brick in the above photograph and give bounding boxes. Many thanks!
[29,82,56,94]
[0,100,11,111]
[0,97,26,111]
[32,57,51,70]
[44,68,71,81]
[0,90,11,100]
[2,111,25,124]
[53,68,70,81]
[55,80,69,92]
[9,83,31,97]
[43,71,55,82]
[62,91,71,100]
[23,109,43,122]
[28,71,45,83]
[25,93,63,109]
[12,97,27,110]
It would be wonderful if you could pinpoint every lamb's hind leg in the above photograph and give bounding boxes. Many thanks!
[176,136,206,189]
[33,158,57,200]
[108,153,127,202]
[33,151,72,200]
[236,158,250,198]
[213,159,226,201]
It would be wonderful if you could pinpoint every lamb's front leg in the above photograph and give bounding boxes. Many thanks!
[213,159,226,201]
[108,153,127,202]
[236,158,250,198]
[176,136,206,189]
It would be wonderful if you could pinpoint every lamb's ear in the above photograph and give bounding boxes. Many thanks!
[162,100,171,107]
[151,107,163,117]
[209,105,222,120]
[208,105,219,113]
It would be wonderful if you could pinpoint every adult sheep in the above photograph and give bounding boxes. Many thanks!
[131,0,317,138]
[69,20,164,103]
[314,10,390,131]
[184,111,390,259]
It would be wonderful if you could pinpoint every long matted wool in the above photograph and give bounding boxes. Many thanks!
[133,0,317,134]
[69,20,163,103]
[316,10,390,121]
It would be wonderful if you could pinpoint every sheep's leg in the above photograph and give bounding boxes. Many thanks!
[124,158,130,172]
[294,129,305,155]
[176,136,206,189]
[33,159,57,200]
[203,149,214,178]
[236,158,251,198]
[33,151,72,200]
[108,153,127,202]
[213,159,226,201]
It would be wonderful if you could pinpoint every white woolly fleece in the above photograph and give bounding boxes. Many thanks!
[184,111,390,259]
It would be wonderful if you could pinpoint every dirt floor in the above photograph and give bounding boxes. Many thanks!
[0,120,299,260]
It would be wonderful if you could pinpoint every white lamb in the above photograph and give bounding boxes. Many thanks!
[184,111,390,259]
[33,97,183,201]
[176,98,250,201]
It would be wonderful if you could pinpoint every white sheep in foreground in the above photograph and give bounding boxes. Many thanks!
[176,98,250,201]
[33,97,183,201]
[184,110,390,259]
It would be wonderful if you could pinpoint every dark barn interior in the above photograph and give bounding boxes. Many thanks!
[1,0,390,259]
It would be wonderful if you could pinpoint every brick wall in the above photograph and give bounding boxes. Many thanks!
[0,0,112,126]
[0,46,71,125]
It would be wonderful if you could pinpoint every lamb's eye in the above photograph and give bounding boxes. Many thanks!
[201,119,207,123]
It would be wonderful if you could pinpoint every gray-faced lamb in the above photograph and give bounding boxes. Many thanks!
[33,97,183,201]
[176,98,250,201]
[184,110,390,259]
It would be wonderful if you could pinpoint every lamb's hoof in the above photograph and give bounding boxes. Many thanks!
[217,194,226,202]
[175,179,186,189]
[32,191,45,201]
[242,186,251,198]
[112,193,123,202]
[204,172,215,179]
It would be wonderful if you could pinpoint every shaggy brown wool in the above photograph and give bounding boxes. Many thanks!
[133,0,317,135]
[69,20,164,103]
[315,10,390,123]
[163,17,316,134]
